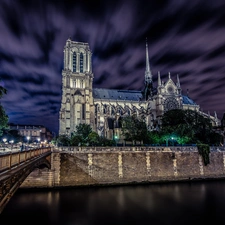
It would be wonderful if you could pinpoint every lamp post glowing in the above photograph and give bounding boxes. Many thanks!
[27,136,30,149]
[37,138,40,147]
[3,138,7,151]
[115,135,118,146]
[10,140,14,151]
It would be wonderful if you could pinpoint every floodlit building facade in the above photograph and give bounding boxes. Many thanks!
[59,38,220,141]
[8,124,53,143]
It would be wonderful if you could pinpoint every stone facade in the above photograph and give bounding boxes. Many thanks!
[59,38,220,141]
[20,147,225,189]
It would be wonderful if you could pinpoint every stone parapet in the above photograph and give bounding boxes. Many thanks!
[54,146,203,153]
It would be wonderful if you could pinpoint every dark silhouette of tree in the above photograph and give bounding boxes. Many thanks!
[160,109,222,145]
[121,115,148,144]
[0,84,8,136]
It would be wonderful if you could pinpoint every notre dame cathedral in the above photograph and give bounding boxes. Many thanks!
[59,38,219,141]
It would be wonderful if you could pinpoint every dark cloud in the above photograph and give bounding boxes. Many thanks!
[0,0,225,133]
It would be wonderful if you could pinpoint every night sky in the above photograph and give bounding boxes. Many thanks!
[0,0,225,134]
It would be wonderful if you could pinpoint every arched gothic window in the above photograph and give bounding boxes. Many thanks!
[111,106,115,115]
[117,107,122,114]
[73,52,77,72]
[80,53,83,73]
[95,104,100,113]
[103,104,108,114]
[125,106,130,115]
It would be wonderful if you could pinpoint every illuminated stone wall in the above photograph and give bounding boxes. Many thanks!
[20,147,225,188]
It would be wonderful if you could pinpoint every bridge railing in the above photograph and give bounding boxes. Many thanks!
[0,147,51,173]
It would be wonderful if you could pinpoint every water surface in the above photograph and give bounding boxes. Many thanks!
[1,180,225,225]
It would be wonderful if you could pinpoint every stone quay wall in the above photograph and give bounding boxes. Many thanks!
[20,146,225,188]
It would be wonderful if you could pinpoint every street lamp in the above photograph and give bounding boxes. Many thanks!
[171,137,174,146]
[114,135,118,146]
[37,138,40,147]
[10,140,14,151]
[27,136,30,149]
[3,138,7,151]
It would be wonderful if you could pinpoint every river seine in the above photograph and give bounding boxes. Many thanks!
[1,180,225,225]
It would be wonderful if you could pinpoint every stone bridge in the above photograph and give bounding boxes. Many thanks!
[0,147,51,213]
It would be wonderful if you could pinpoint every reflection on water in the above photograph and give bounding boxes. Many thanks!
[1,180,225,225]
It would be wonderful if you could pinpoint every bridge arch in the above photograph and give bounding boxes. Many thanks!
[0,148,51,214]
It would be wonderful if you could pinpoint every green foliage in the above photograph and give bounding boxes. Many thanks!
[160,109,222,145]
[208,131,223,146]
[0,85,7,98]
[56,135,70,146]
[197,143,210,166]
[121,115,148,144]
[0,84,8,137]
[50,136,58,145]
[70,134,83,146]
[70,123,93,146]
[74,123,92,137]
[55,124,114,147]
[98,136,115,146]
[147,131,161,144]
[88,131,99,146]
[0,104,9,137]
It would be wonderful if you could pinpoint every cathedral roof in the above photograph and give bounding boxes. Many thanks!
[182,95,197,105]
[93,88,197,105]
[93,88,142,101]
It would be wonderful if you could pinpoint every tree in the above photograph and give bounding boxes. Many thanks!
[72,123,93,146]
[88,131,99,146]
[56,135,70,146]
[0,85,7,98]
[121,115,148,144]
[70,134,83,146]
[0,84,8,137]
[74,124,92,138]
[147,130,162,145]
[160,109,222,145]
[98,136,115,146]
[0,105,8,136]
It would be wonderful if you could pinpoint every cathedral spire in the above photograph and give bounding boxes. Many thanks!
[177,74,180,87]
[145,38,152,83]
[214,111,218,119]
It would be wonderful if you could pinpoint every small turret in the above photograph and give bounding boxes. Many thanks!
[176,74,180,88]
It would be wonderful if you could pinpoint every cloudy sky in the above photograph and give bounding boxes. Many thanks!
[0,0,225,134]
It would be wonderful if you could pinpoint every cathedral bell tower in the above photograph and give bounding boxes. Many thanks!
[59,38,94,136]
